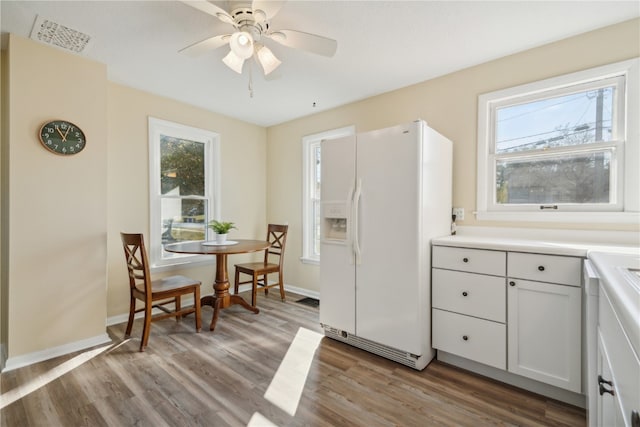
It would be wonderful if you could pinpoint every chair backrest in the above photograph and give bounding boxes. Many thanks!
[264,224,288,268]
[121,233,152,299]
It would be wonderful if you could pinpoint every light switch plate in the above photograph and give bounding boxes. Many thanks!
[452,207,465,221]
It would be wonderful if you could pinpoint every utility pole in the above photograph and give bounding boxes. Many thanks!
[593,89,604,202]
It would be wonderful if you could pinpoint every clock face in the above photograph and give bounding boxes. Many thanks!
[39,120,86,155]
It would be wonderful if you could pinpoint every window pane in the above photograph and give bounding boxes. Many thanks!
[161,198,206,243]
[496,151,611,205]
[496,87,615,154]
[160,135,205,196]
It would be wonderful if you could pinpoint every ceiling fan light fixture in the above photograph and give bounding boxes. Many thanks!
[222,50,245,73]
[229,31,254,59]
[256,44,281,75]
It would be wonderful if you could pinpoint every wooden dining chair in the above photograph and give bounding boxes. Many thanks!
[233,224,289,307]
[121,232,202,351]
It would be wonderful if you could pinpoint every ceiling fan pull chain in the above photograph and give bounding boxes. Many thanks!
[248,62,254,98]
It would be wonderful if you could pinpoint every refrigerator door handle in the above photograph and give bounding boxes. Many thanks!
[353,178,362,265]
[346,185,355,265]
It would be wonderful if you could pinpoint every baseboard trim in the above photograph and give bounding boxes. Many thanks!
[284,284,319,300]
[233,282,320,300]
[2,333,112,372]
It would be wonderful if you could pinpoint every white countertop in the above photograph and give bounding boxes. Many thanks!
[588,251,640,358]
[432,234,639,257]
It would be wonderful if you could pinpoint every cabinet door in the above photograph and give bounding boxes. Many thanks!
[507,278,581,392]
[597,330,622,427]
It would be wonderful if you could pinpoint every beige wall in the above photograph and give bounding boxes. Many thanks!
[267,19,640,294]
[1,47,7,368]
[2,34,268,363]
[106,84,267,318]
[6,35,108,357]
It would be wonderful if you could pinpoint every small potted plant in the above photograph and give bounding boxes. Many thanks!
[208,220,237,244]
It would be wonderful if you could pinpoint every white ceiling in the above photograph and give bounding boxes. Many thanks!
[1,1,638,127]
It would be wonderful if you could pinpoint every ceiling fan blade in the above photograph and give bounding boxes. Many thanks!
[179,0,235,26]
[268,29,337,57]
[179,34,231,57]
[252,0,286,22]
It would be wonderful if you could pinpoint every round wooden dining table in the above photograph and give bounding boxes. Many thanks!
[164,239,270,331]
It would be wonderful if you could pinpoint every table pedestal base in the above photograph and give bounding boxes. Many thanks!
[201,252,259,331]
[201,294,259,331]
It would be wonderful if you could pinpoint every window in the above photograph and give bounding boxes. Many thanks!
[477,58,639,222]
[149,118,220,268]
[301,126,355,263]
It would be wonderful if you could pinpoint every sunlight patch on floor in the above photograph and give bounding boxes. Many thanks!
[0,340,127,410]
[247,411,279,427]
[263,327,323,416]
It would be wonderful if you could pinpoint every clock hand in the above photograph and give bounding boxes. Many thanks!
[56,126,66,141]
[63,125,71,141]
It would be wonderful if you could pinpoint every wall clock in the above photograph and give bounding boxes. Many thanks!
[38,120,86,155]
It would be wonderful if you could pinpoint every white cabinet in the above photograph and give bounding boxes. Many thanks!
[507,252,582,392]
[596,279,640,427]
[507,278,582,392]
[597,330,623,426]
[432,245,583,393]
[432,246,507,370]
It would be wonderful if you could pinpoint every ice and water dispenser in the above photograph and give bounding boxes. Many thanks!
[322,202,348,242]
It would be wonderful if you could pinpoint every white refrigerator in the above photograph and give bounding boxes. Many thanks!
[319,120,452,370]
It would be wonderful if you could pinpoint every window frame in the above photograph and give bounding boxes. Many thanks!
[301,125,355,264]
[148,117,221,269]
[477,58,639,223]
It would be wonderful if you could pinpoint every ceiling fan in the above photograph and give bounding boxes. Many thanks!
[179,0,338,76]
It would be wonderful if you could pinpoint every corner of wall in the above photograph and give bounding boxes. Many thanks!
[0,42,9,371]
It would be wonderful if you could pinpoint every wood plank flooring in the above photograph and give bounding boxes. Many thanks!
[1,292,586,426]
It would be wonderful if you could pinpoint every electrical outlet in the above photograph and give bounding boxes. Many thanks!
[452,207,465,221]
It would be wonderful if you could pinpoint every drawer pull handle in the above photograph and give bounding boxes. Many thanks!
[598,375,613,386]
[509,281,516,286]
[598,375,615,396]
[462,291,468,297]
[538,265,545,271]
[463,257,469,263]
[599,383,615,396]
[462,335,468,341]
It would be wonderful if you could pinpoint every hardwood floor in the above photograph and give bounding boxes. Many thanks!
[1,292,586,426]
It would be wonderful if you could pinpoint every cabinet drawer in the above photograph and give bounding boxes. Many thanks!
[432,269,505,323]
[508,252,582,286]
[433,246,506,276]
[432,309,506,369]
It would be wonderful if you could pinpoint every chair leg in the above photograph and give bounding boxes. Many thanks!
[194,286,202,332]
[234,269,240,295]
[140,304,153,352]
[279,274,286,302]
[252,274,258,307]
[263,274,269,295]
[125,296,136,338]
[175,296,181,321]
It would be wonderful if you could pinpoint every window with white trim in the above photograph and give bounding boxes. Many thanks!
[301,126,355,263]
[149,118,220,268]
[477,58,639,222]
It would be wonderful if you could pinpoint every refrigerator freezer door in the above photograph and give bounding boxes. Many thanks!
[319,135,356,333]
[355,122,424,354]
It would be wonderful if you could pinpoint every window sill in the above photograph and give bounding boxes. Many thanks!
[475,210,640,224]
[150,257,213,274]
[300,257,319,265]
